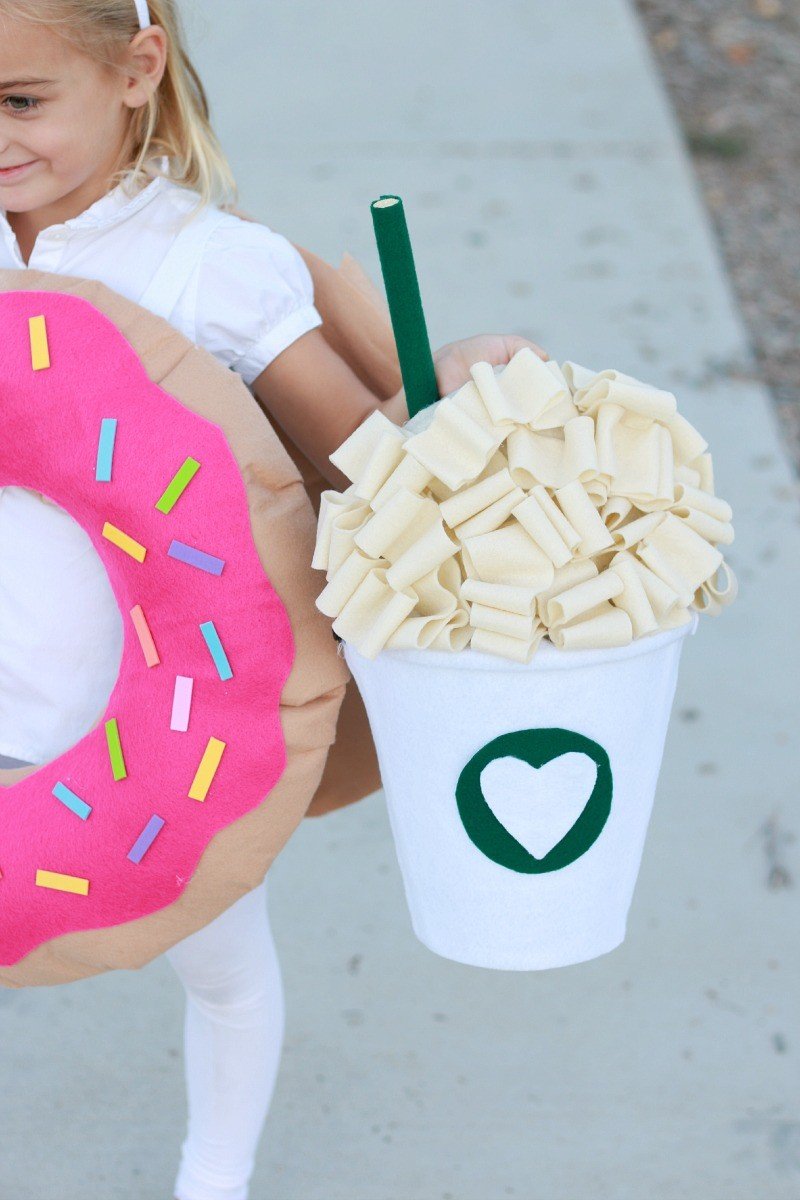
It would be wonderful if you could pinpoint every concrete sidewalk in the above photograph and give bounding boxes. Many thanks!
[2,2,798,1198]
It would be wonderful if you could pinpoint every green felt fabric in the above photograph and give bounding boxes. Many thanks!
[371,196,439,418]
[455,728,613,873]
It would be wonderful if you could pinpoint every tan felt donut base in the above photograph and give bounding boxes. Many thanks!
[0,267,386,988]
[282,247,402,816]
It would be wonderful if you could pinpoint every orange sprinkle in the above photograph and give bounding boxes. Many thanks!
[130,604,160,667]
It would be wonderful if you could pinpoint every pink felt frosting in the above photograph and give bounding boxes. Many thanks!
[0,291,295,966]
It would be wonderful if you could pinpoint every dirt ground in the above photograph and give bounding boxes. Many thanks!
[636,0,800,469]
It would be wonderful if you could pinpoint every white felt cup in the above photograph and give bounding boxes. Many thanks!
[344,617,696,970]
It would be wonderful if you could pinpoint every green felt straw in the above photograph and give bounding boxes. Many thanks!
[371,195,439,419]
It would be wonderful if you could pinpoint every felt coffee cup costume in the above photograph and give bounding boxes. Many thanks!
[313,197,737,970]
[0,261,398,989]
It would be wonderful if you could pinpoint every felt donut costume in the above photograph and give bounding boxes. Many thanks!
[0,263,398,989]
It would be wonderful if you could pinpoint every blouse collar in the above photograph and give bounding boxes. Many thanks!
[0,155,172,247]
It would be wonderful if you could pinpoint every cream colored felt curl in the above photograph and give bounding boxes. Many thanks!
[313,351,736,661]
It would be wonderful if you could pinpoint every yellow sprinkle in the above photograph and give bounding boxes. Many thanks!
[189,737,226,802]
[102,522,147,563]
[36,869,89,896]
[29,315,50,370]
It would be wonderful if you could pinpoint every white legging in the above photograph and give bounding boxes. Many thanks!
[166,879,285,1200]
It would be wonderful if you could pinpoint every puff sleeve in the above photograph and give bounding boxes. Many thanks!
[194,217,323,386]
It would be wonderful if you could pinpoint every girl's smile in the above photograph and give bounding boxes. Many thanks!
[0,15,163,259]
[0,158,40,181]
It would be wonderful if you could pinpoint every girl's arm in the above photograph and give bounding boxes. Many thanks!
[251,329,406,490]
[251,329,547,490]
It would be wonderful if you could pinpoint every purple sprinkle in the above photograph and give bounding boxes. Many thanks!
[128,815,165,864]
[168,540,225,576]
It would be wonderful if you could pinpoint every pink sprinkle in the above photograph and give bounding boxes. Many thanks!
[171,675,194,732]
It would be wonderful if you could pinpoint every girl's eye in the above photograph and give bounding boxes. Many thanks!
[2,95,42,114]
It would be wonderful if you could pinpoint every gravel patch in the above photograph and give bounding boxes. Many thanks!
[635,0,800,470]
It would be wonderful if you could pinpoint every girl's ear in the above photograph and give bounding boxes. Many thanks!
[122,25,168,109]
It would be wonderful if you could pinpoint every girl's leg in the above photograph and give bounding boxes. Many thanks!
[165,879,285,1200]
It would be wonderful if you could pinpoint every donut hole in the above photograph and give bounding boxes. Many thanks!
[0,488,123,768]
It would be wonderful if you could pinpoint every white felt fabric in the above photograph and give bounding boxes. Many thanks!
[345,620,695,970]
[0,160,320,387]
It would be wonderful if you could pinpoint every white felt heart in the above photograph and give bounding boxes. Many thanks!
[479,753,598,859]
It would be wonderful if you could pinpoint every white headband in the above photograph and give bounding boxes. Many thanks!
[134,0,151,28]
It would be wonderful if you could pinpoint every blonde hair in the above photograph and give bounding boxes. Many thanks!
[0,0,237,210]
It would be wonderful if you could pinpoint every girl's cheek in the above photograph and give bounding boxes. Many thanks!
[24,118,78,169]
[55,101,125,167]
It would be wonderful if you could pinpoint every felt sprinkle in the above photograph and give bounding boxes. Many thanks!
[189,737,226,802]
[168,540,224,576]
[156,457,201,514]
[36,869,89,896]
[127,815,165,864]
[171,675,194,732]
[103,522,147,563]
[105,718,127,781]
[200,621,233,681]
[96,418,118,483]
[28,315,50,370]
[52,782,92,821]
[130,604,160,667]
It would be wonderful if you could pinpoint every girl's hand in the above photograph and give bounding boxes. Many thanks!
[433,334,548,397]
[251,331,549,490]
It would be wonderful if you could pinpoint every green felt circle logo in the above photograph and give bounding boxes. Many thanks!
[455,728,613,873]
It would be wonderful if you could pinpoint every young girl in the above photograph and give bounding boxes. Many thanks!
[0,3,544,1197]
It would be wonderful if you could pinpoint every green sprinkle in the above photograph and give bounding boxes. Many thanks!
[155,457,201,514]
[105,718,127,782]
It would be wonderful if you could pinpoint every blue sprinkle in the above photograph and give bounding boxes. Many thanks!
[53,781,92,821]
[96,418,118,483]
[200,621,233,682]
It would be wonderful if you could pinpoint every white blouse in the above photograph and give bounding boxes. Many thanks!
[0,163,322,763]
[0,163,322,385]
